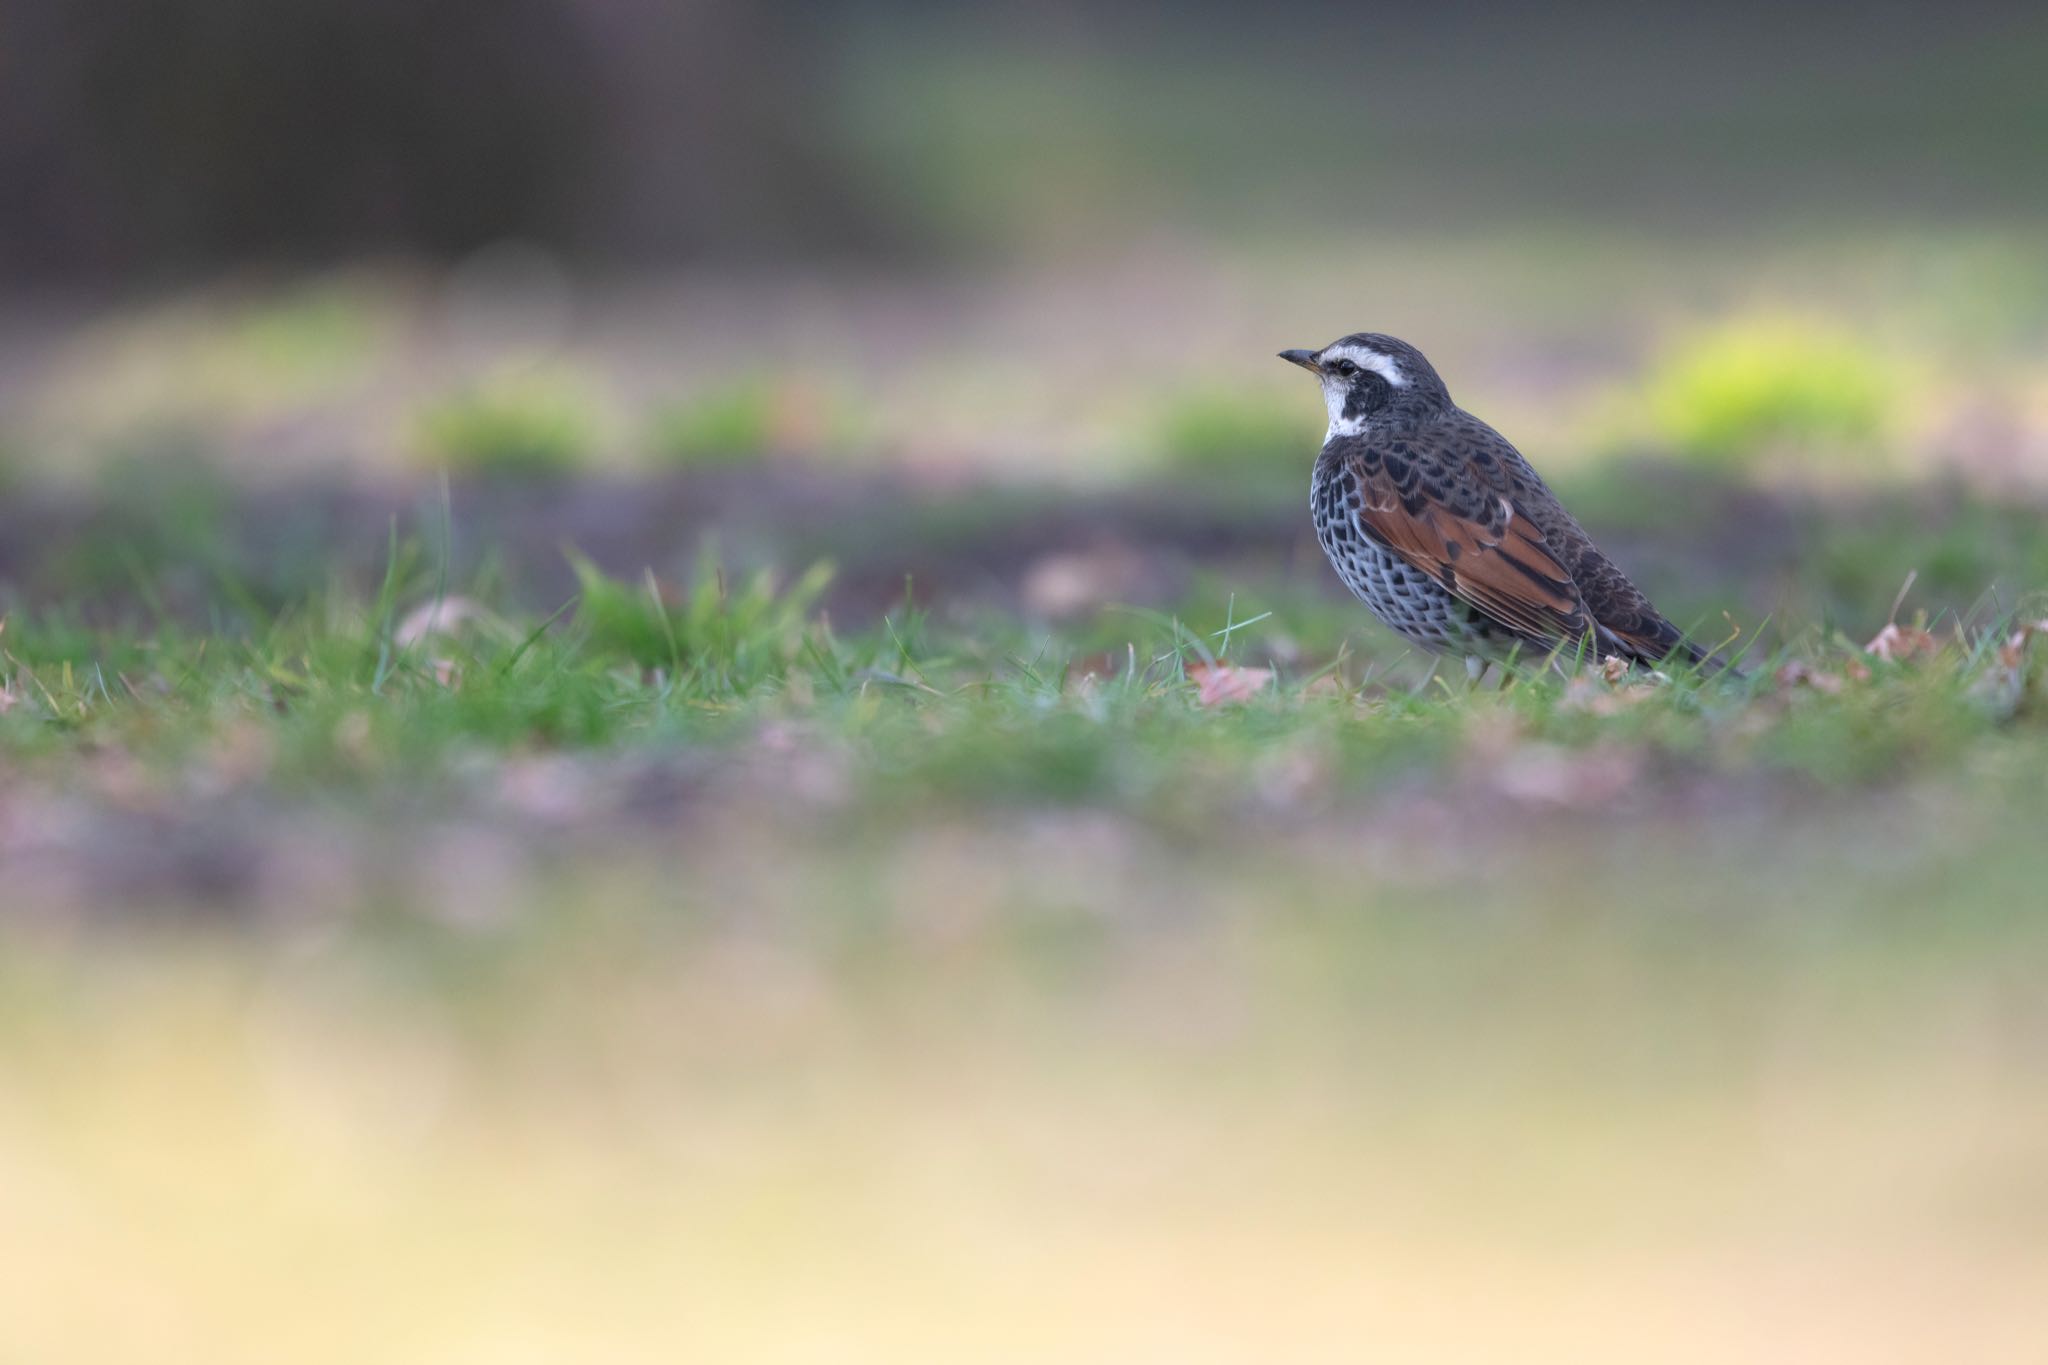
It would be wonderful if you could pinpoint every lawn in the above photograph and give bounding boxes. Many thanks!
[5,242,2048,1360]
[5,467,2048,1359]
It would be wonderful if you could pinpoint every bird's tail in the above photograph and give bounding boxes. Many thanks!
[1595,623,1738,677]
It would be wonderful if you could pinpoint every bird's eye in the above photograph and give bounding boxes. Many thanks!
[1331,359,1359,378]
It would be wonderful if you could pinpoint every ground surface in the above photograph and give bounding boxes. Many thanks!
[4,253,2048,1361]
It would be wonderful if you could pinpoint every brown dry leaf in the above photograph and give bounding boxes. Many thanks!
[1563,659,1664,714]
[1774,661,1844,694]
[1301,673,1351,701]
[1973,618,2048,718]
[1063,671,1103,704]
[396,596,489,648]
[1864,621,1941,663]
[1996,618,2048,670]
[1186,660,1275,706]
[1064,651,1124,694]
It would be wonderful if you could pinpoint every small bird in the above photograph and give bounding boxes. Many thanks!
[1280,333,1716,676]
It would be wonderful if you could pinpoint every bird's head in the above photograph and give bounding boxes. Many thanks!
[1279,333,1451,438]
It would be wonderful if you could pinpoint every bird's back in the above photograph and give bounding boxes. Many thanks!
[1437,409,1710,668]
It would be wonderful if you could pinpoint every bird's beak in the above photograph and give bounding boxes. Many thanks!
[1278,349,1322,374]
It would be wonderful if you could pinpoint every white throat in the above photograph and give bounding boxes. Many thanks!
[1316,344,1407,441]
[1321,381,1368,440]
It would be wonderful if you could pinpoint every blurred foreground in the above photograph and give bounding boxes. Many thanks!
[5,795,2048,1363]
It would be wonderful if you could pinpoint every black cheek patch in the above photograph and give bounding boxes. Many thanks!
[1340,374,1390,422]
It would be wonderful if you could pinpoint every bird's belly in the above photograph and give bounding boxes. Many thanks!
[1311,478,1491,657]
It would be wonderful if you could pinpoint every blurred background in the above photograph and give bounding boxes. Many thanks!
[5,2,2048,1361]
[5,0,2048,618]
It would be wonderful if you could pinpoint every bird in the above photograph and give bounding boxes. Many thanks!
[1280,333,1718,677]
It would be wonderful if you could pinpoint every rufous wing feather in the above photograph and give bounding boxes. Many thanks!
[1354,472,1591,648]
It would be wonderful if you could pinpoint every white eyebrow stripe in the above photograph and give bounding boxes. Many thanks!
[1318,344,1408,388]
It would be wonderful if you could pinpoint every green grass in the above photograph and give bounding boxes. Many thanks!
[222,279,386,386]
[649,377,876,465]
[1813,499,2048,613]
[1152,388,1319,483]
[412,372,604,478]
[1640,315,1897,468]
[648,380,781,465]
[2,543,2042,815]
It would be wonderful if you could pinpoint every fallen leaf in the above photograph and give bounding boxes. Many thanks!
[1563,659,1665,713]
[1186,660,1274,706]
[1972,618,2048,718]
[1065,651,1124,692]
[1997,618,2048,670]
[1774,661,1844,694]
[1865,621,1941,663]
[1301,673,1351,701]
[396,596,490,648]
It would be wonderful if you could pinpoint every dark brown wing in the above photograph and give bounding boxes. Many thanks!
[1456,414,1716,669]
[1565,543,1707,665]
[1338,425,1597,652]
